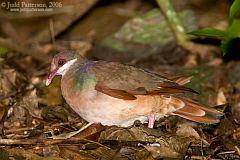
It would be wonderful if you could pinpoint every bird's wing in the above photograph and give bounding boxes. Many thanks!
[92,61,197,100]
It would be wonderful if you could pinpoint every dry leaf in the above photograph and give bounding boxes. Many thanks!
[232,103,240,124]
[22,89,42,119]
[7,148,64,160]
[217,88,227,105]
[1,69,16,96]
[141,135,190,159]
[176,122,210,146]
[99,126,190,159]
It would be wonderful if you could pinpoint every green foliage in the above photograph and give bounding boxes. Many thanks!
[221,19,240,54]
[200,123,218,129]
[0,148,9,160]
[188,0,240,55]
[188,28,226,39]
[230,0,240,19]
[0,47,8,57]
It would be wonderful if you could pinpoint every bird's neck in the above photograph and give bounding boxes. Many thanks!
[61,60,97,94]
[74,60,97,91]
[57,58,78,76]
[57,55,90,76]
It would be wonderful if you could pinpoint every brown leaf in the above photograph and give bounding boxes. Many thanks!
[232,103,240,124]
[42,145,60,157]
[6,148,64,160]
[141,135,190,159]
[22,89,41,119]
[99,126,164,143]
[1,69,16,96]
[0,103,8,122]
[176,122,210,146]
[83,145,153,160]
[99,126,190,159]
[60,147,95,160]
[216,88,227,105]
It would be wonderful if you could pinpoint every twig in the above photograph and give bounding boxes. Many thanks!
[49,18,56,47]
[235,146,240,156]
[155,0,220,66]
[48,122,94,139]
[218,150,236,155]
[0,137,104,147]
[155,0,214,52]
[201,132,204,157]
[4,120,82,134]
[155,0,188,47]
[189,155,221,160]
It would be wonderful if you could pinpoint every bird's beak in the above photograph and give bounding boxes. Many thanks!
[46,68,58,86]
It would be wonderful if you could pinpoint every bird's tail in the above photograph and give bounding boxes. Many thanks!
[168,96,223,123]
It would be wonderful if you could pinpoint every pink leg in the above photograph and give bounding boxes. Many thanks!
[148,113,155,128]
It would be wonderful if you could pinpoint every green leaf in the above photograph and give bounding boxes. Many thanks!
[227,19,240,37]
[221,37,240,55]
[0,47,8,57]
[230,0,240,19]
[221,19,240,55]
[221,38,232,55]
[187,28,226,39]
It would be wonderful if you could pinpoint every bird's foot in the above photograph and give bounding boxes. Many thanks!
[47,122,94,139]
[148,113,155,128]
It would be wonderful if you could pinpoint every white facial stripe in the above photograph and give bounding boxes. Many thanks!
[57,58,77,75]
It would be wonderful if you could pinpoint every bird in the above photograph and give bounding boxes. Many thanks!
[46,50,223,129]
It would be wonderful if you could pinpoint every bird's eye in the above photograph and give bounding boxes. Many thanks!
[58,59,66,66]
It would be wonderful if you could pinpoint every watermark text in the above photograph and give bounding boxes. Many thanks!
[1,1,63,12]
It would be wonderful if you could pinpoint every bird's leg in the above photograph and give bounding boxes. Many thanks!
[48,122,94,139]
[147,113,155,128]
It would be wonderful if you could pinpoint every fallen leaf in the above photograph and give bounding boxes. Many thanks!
[60,147,95,160]
[7,148,64,160]
[141,135,190,159]
[232,102,240,124]
[217,88,227,105]
[176,122,210,146]
[1,69,16,96]
[99,126,190,159]
[42,145,60,157]
[22,89,42,119]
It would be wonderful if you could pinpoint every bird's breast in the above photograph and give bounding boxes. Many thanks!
[61,71,171,127]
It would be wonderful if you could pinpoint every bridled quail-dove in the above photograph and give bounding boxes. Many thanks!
[46,50,223,129]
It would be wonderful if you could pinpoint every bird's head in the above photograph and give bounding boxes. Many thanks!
[46,50,82,86]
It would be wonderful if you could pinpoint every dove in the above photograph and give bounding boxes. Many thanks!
[46,50,222,128]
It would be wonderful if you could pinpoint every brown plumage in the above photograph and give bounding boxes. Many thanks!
[46,50,223,128]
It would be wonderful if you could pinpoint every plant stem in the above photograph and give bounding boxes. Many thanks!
[155,0,195,50]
